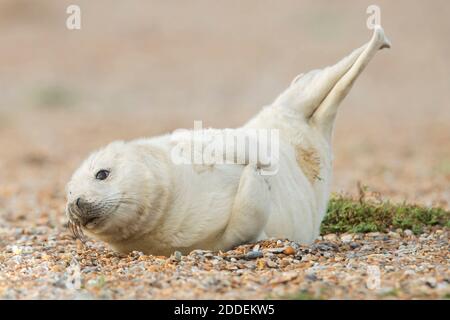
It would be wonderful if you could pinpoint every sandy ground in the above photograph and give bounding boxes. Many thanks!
[0,1,449,299]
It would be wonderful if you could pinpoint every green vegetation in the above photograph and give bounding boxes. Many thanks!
[321,196,450,235]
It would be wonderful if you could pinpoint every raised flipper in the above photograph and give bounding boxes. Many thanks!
[312,26,391,138]
[272,26,391,140]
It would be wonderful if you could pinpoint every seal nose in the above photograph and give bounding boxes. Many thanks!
[75,197,89,212]
[76,197,81,209]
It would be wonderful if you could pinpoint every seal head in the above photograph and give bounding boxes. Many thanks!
[66,141,169,243]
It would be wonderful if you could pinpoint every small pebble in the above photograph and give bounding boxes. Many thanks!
[388,231,400,239]
[323,234,339,242]
[282,247,296,255]
[340,234,353,243]
[425,277,437,288]
[305,273,318,281]
[349,242,360,249]
[404,230,414,236]
[245,251,263,260]
[266,260,277,268]
[173,251,182,262]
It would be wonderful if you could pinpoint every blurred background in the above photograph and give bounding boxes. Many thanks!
[0,0,449,228]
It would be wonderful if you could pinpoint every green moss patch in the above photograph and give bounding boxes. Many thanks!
[321,196,450,235]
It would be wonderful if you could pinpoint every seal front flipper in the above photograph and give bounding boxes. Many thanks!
[215,164,271,251]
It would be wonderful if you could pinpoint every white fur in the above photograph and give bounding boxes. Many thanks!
[66,26,390,255]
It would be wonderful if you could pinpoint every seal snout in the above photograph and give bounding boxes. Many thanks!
[69,197,101,227]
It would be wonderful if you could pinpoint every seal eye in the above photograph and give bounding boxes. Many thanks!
[95,170,110,180]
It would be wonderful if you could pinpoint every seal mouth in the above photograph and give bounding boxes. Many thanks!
[67,216,104,242]
[66,201,122,242]
[82,216,100,227]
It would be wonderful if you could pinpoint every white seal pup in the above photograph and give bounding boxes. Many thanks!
[66,26,391,255]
